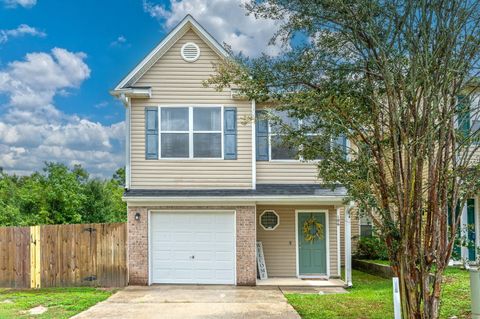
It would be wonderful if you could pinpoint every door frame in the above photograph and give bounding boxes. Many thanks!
[295,209,330,278]
[147,209,237,285]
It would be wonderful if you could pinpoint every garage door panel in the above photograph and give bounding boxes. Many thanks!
[152,250,173,260]
[215,269,234,280]
[215,251,233,261]
[171,232,195,242]
[194,250,215,260]
[194,232,215,242]
[215,232,234,242]
[151,211,235,284]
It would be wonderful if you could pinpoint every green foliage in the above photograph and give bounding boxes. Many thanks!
[355,236,389,260]
[0,163,126,226]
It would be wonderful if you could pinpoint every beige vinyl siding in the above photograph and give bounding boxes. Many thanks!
[129,29,253,189]
[256,205,340,278]
[256,162,319,184]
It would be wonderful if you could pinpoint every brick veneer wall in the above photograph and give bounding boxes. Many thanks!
[126,205,257,286]
[127,206,149,285]
[235,206,257,285]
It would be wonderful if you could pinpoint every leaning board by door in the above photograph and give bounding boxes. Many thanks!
[256,241,268,280]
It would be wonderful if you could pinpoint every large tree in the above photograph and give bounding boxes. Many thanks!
[205,1,480,318]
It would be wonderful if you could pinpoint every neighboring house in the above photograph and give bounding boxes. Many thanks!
[457,93,480,262]
[111,14,360,286]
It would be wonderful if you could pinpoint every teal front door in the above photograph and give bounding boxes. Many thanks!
[298,212,327,275]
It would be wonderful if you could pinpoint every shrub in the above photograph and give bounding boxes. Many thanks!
[355,235,389,260]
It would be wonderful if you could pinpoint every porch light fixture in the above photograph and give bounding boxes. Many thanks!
[260,210,280,231]
[135,212,141,221]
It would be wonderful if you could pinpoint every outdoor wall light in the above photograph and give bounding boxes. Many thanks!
[135,212,141,221]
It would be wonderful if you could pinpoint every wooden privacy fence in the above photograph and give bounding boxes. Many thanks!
[0,222,127,288]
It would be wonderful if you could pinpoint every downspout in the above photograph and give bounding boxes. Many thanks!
[336,206,341,277]
[345,201,354,287]
[120,93,131,190]
[251,99,256,190]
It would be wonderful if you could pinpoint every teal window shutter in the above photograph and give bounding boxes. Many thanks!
[145,107,158,159]
[457,95,471,135]
[256,110,269,161]
[224,107,237,159]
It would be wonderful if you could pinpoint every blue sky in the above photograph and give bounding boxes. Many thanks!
[0,0,280,178]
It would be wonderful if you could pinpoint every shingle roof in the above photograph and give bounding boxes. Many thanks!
[124,184,347,198]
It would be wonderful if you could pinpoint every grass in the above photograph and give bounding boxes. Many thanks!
[365,259,390,265]
[285,268,471,319]
[0,287,115,319]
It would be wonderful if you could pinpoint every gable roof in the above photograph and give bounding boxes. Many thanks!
[113,14,229,91]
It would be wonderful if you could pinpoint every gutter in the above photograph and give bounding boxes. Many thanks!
[110,87,152,98]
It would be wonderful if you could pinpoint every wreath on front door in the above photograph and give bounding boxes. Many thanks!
[303,216,324,242]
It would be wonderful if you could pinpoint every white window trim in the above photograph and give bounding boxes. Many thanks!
[259,210,280,231]
[158,104,224,160]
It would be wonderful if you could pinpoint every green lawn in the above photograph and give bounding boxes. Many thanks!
[0,287,115,319]
[286,268,471,319]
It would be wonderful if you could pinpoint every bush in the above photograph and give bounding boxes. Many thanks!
[355,235,389,260]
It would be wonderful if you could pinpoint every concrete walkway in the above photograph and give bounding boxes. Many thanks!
[72,285,301,319]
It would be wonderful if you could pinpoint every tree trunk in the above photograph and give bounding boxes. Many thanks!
[396,257,443,319]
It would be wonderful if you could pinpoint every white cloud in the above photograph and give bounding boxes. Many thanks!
[0,24,46,44]
[0,49,125,178]
[110,35,130,48]
[94,101,109,109]
[3,0,36,8]
[143,0,283,56]
[0,48,90,108]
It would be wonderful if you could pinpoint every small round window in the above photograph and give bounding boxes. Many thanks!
[260,210,279,230]
[181,42,200,62]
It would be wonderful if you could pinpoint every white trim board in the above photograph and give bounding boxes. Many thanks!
[295,210,330,278]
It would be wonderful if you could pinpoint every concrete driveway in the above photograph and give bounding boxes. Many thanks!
[72,285,300,319]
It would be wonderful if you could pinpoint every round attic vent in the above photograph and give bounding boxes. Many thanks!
[181,42,200,62]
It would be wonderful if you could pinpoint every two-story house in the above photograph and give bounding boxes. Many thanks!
[111,14,361,286]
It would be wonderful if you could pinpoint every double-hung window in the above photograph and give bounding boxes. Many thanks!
[160,106,222,159]
[270,111,322,160]
[270,111,299,160]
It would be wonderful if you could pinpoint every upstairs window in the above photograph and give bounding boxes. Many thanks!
[270,112,299,160]
[160,106,222,159]
[269,111,321,160]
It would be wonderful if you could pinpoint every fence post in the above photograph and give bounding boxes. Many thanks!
[29,225,41,288]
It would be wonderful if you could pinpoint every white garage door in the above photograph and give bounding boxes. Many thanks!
[150,211,236,284]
